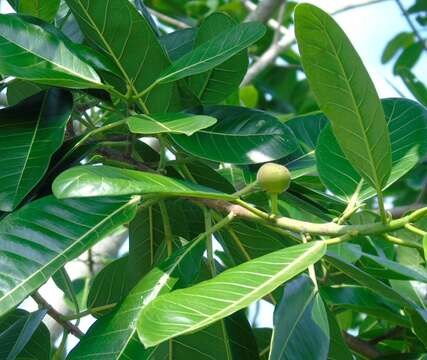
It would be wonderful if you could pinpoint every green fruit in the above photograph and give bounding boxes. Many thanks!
[256,163,291,194]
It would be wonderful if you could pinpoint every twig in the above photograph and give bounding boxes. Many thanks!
[243,0,289,36]
[245,0,286,23]
[149,8,190,29]
[369,326,405,345]
[395,0,426,50]
[32,292,84,338]
[332,0,392,16]
[343,332,382,359]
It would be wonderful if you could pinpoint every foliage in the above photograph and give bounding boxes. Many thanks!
[0,1,426,359]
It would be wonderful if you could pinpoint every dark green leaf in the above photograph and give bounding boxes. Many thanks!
[0,89,73,212]
[398,68,427,106]
[270,275,330,360]
[188,12,249,104]
[138,241,326,347]
[172,106,298,164]
[407,308,427,346]
[160,28,197,61]
[316,98,427,201]
[381,32,414,64]
[0,309,50,360]
[0,14,102,88]
[127,113,217,136]
[326,310,352,360]
[157,22,265,84]
[65,0,173,112]
[0,195,138,317]
[393,42,424,74]
[53,165,235,200]
[295,4,392,193]
[6,79,43,106]
[16,0,60,22]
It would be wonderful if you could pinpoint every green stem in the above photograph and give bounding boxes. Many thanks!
[232,182,257,197]
[337,180,363,224]
[382,234,423,250]
[133,80,159,101]
[159,201,173,256]
[62,303,117,320]
[204,208,216,276]
[157,135,168,172]
[377,190,388,224]
[270,192,279,216]
[404,223,427,236]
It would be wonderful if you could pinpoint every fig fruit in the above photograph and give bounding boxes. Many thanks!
[256,163,291,194]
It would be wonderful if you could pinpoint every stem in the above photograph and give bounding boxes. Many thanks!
[302,234,318,290]
[62,303,117,320]
[204,208,216,276]
[270,193,279,216]
[395,0,426,50]
[232,182,257,197]
[332,0,391,16]
[133,81,159,101]
[337,181,363,224]
[382,234,423,250]
[377,191,388,224]
[32,292,84,338]
[159,201,173,256]
[158,135,168,172]
[405,223,427,236]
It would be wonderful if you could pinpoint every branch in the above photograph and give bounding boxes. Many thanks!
[149,8,190,29]
[332,0,392,16]
[243,0,288,36]
[343,332,382,359]
[32,292,84,339]
[244,0,286,23]
[369,326,405,345]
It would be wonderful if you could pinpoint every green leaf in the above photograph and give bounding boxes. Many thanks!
[65,0,173,112]
[325,253,414,308]
[16,0,60,22]
[393,41,424,74]
[6,79,43,106]
[160,28,197,61]
[68,233,206,359]
[381,32,414,64]
[0,14,102,88]
[424,234,427,262]
[53,165,235,201]
[157,22,266,84]
[407,308,427,347]
[127,113,217,136]
[316,98,427,201]
[52,268,80,313]
[188,12,249,105]
[137,241,326,347]
[321,285,410,326]
[0,195,138,317]
[279,111,328,178]
[270,275,330,360]
[0,89,73,212]
[0,309,50,360]
[171,106,298,164]
[398,68,427,106]
[326,310,353,360]
[295,3,392,193]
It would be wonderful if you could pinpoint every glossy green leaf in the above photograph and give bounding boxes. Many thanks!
[160,28,197,61]
[0,195,138,317]
[16,0,60,22]
[279,111,328,178]
[68,233,206,359]
[127,113,217,136]
[6,79,43,106]
[53,165,235,201]
[188,12,249,105]
[316,98,427,201]
[52,268,80,313]
[407,308,427,347]
[65,0,173,112]
[157,22,265,84]
[137,241,326,347]
[0,14,102,88]
[0,309,50,360]
[172,106,298,164]
[326,310,352,360]
[0,89,73,212]
[270,275,330,360]
[295,3,392,193]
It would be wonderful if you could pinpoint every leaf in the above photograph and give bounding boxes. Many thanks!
[325,253,414,308]
[68,233,206,359]
[171,106,298,164]
[16,0,60,22]
[393,41,424,74]
[424,234,427,262]
[188,12,249,105]
[53,165,235,201]
[137,241,326,347]
[65,0,173,112]
[0,14,102,88]
[0,309,50,360]
[157,22,266,84]
[326,310,352,360]
[52,268,80,313]
[0,195,138,317]
[279,111,328,178]
[127,113,217,136]
[398,68,427,106]
[295,3,392,193]
[316,98,427,201]
[321,285,410,326]
[381,32,414,64]
[160,28,197,61]
[407,308,427,347]
[270,275,330,360]
[0,89,73,212]
[6,79,43,106]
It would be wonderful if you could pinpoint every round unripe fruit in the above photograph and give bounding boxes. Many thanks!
[256,163,291,194]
